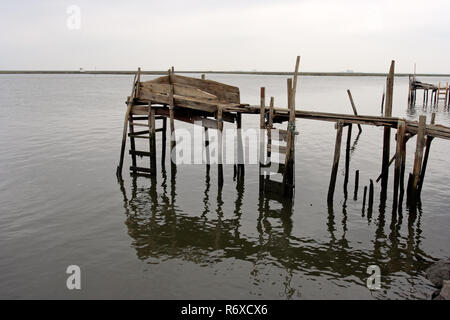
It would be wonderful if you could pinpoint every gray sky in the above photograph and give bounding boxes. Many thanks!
[1,0,450,73]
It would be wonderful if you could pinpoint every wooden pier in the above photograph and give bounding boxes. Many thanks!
[117,57,450,212]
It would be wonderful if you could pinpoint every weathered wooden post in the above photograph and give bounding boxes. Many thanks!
[411,115,426,202]
[327,121,344,203]
[354,170,359,200]
[117,72,138,177]
[204,126,210,172]
[393,120,406,211]
[161,117,167,166]
[283,56,300,193]
[346,90,362,133]
[368,179,374,211]
[259,87,266,191]
[343,124,352,197]
[417,113,435,197]
[362,185,367,213]
[217,105,224,186]
[168,69,176,167]
[381,61,395,197]
[148,103,157,175]
[236,112,244,178]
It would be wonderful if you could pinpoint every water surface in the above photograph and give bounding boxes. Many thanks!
[1,74,450,299]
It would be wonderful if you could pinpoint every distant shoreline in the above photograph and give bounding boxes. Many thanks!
[1,70,450,77]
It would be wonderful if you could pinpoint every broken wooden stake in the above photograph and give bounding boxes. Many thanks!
[354,170,359,200]
[411,115,426,201]
[327,121,344,203]
[346,90,362,133]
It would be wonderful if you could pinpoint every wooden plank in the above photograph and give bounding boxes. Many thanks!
[327,121,344,203]
[140,82,219,101]
[148,74,240,103]
[411,115,427,200]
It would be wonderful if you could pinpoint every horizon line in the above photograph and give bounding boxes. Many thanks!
[1,70,450,77]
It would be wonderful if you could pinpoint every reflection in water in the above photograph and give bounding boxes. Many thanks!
[118,168,436,299]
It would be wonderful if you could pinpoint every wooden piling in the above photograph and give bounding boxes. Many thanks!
[346,90,362,133]
[381,61,395,194]
[283,57,300,190]
[161,117,167,166]
[259,87,266,191]
[267,97,274,159]
[368,179,374,210]
[393,120,406,210]
[117,72,138,177]
[217,105,224,186]
[327,121,344,203]
[362,185,367,213]
[168,69,176,165]
[128,103,137,174]
[417,113,435,196]
[148,103,156,174]
[343,124,352,197]
[236,112,244,178]
[204,127,210,171]
[411,115,426,201]
[354,170,359,200]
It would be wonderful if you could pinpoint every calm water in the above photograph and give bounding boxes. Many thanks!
[1,73,450,299]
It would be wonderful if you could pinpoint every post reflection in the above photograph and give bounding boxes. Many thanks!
[118,170,436,298]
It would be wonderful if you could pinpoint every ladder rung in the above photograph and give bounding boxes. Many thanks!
[130,135,150,139]
[267,144,287,154]
[129,122,150,127]
[132,116,165,121]
[261,163,285,174]
[129,150,152,157]
[128,130,149,137]
[155,128,164,132]
[130,166,153,173]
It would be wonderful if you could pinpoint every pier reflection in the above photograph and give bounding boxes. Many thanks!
[118,170,435,297]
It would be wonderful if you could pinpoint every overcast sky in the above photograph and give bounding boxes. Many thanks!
[1,0,450,73]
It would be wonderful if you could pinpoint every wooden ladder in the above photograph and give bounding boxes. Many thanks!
[437,82,449,108]
[117,68,167,178]
[259,84,297,196]
[127,105,167,176]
